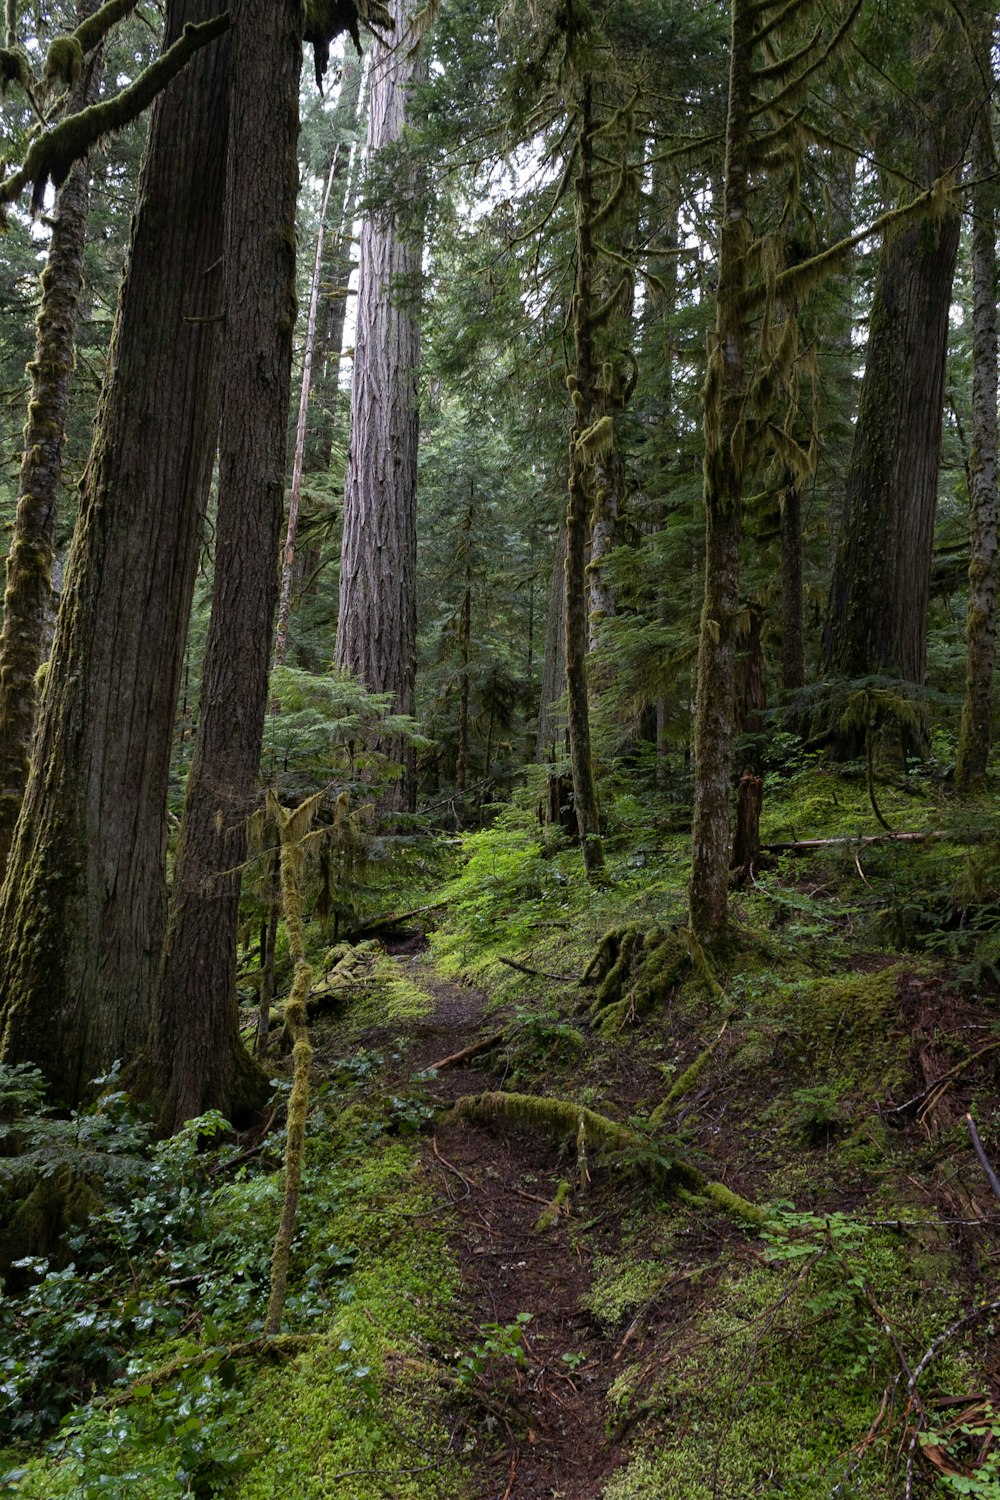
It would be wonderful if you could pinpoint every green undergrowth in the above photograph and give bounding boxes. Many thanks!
[428,801,689,992]
[1,963,466,1500]
[424,777,999,1499]
[602,1211,968,1500]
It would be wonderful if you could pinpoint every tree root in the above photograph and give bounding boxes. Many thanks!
[535,1178,572,1231]
[584,926,689,1033]
[105,1334,316,1405]
[447,1089,768,1228]
[650,1019,730,1127]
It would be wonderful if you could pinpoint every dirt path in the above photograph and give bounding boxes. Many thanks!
[391,951,632,1500]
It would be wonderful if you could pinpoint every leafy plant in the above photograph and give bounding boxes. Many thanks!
[455,1312,533,1390]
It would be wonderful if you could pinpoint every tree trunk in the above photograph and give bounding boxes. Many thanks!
[823,26,966,696]
[273,152,340,671]
[955,90,998,793]
[565,78,605,881]
[275,53,365,661]
[535,521,567,764]
[0,0,230,1106]
[688,0,753,941]
[304,55,364,478]
[780,475,805,692]
[455,484,473,792]
[0,20,103,879]
[335,0,426,810]
[150,0,301,1131]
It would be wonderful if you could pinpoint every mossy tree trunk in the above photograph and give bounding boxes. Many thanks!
[0,0,230,1107]
[149,0,302,1132]
[0,15,103,879]
[335,0,426,811]
[823,22,968,699]
[956,89,998,793]
[780,475,804,692]
[688,0,753,941]
[535,520,567,766]
[586,133,640,655]
[565,78,605,881]
[688,0,849,936]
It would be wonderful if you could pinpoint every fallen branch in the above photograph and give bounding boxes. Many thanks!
[760,829,982,855]
[421,1031,505,1073]
[499,956,579,982]
[886,1040,1000,1120]
[341,901,445,941]
[965,1112,1000,1204]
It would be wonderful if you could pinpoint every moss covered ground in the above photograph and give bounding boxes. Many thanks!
[3,761,1000,1497]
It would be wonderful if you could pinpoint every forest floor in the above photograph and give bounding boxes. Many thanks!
[5,767,1000,1499]
[388,947,631,1500]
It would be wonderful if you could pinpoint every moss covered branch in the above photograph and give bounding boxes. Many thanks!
[1,11,229,213]
[264,793,317,1337]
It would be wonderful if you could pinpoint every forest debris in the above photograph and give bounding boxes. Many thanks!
[447,1090,768,1228]
[761,829,954,854]
[499,956,579,982]
[341,901,444,941]
[421,1031,505,1073]
[964,1112,1000,1204]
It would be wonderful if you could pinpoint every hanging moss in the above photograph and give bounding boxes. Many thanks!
[42,34,83,91]
[304,0,393,86]
[0,46,30,95]
[2,12,229,215]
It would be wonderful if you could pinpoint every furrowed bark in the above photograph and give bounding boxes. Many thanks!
[150,0,302,1130]
[0,0,230,1106]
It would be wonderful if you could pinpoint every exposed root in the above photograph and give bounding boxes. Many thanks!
[650,1019,730,1127]
[535,1178,572,1231]
[585,926,689,1033]
[447,1089,769,1230]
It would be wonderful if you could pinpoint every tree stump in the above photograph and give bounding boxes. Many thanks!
[731,770,763,882]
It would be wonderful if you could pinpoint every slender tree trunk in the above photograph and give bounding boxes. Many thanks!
[335,0,426,810]
[304,56,365,476]
[535,521,567,764]
[455,484,473,792]
[956,93,998,792]
[0,25,103,878]
[688,0,753,941]
[0,0,230,1106]
[149,0,301,1131]
[780,475,804,691]
[565,79,605,880]
[273,154,339,672]
[274,55,365,663]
